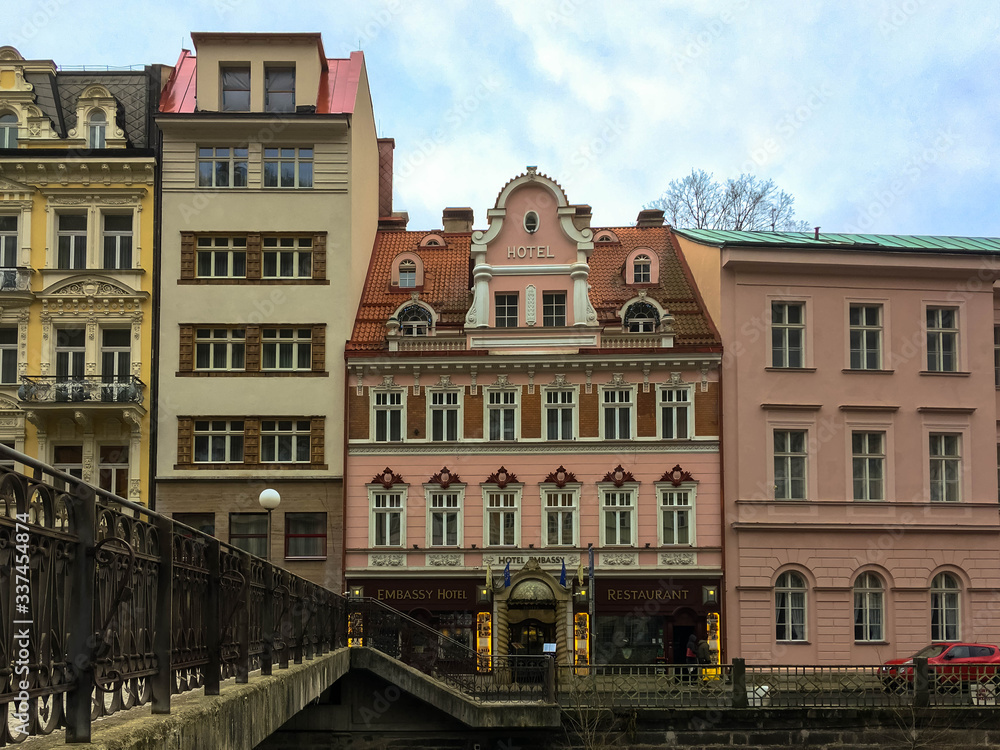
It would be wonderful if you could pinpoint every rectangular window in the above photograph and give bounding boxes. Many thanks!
[545,390,574,440]
[849,304,882,370]
[197,236,247,278]
[194,328,246,371]
[0,327,17,384]
[263,147,313,188]
[660,490,692,545]
[771,302,804,368]
[102,215,133,270]
[174,512,215,537]
[603,388,632,439]
[774,429,807,500]
[0,215,18,267]
[229,513,267,557]
[221,66,250,111]
[488,390,516,441]
[100,329,131,402]
[262,237,312,278]
[602,490,634,546]
[54,327,86,401]
[262,328,311,371]
[98,444,129,497]
[542,292,566,326]
[660,388,690,439]
[926,307,958,372]
[430,391,459,441]
[486,491,517,546]
[429,492,460,547]
[265,66,296,113]
[57,214,87,269]
[193,420,245,463]
[372,492,403,546]
[929,433,961,502]
[374,391,403,442]
[495,293,518,328]
[53,444,83,479]
[544,491,576,547]
[260,419,311,463]
[197,147,248,188]
[285,512,326,558]
[852,431,885,501]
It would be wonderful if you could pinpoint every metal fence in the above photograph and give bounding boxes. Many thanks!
[0,447,346,746]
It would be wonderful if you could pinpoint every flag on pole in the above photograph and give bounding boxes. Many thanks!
[503,561,511,587]
[560,559,567,587]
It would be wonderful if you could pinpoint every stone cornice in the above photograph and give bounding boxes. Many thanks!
[349,440,719,456]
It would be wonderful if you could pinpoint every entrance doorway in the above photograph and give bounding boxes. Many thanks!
[672,624,696,665]
[508,618,554,656]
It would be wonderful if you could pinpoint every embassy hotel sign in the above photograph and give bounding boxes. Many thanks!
[481,552,581,568]
[351,579,478,610]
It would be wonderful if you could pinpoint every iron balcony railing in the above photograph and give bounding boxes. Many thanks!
[18,375,146,405]
[0,268,31,293]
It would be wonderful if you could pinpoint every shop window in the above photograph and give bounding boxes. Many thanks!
[285,512,326,559]
[775,571,806,641]
[853,572,884,642]
[594,615,661,664]
[930,572,960,641]
[229,512,267,557]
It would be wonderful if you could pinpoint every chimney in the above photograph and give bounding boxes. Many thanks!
[636,209,665,228]
[814,226,821,240]
[571,204,592,232]
[378,212,408,231]
[377,138,395,218]
[442,207,474,233]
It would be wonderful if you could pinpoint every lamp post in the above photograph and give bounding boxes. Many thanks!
[258,488,281,561]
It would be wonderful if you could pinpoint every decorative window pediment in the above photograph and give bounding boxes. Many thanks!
[70,86,125,148]
[40,275,144,301]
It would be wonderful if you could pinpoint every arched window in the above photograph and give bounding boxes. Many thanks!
[853,572,884,642]
[398,259,416,288]
[775,571,806,641]
[398,304,432,336]
[88,110,106,149]
[633,254,651,284]
[0,113,17,149]
[930,573,960,641]
[624,301,660,333]
[524,211,539,233]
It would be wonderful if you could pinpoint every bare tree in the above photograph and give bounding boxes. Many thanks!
[647,170,811,232]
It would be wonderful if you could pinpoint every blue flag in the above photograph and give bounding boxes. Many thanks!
[560,559,567,587]
[503,561,511,587]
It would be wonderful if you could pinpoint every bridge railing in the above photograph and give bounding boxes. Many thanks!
[0,445,347,746]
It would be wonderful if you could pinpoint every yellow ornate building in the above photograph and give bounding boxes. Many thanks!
[0,46,160,504]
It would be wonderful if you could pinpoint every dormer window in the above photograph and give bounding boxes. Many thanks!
[624,301,660,333]
[0,113,17,149]
[399,260,416,288]
[88,111,106,149]
[524,211,539,233]
[633,254,651,284]
[222,66,251,111]
[265,66,295,113]
[398,304,432,336]
[392,253,423,288]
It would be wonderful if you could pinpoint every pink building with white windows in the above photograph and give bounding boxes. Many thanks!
[677,229,1000,664]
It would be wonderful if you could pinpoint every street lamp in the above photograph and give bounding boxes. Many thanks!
[258,488,281,561]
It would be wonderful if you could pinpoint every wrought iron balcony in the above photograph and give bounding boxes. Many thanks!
[0,267,32,293]
[18,375,145,404]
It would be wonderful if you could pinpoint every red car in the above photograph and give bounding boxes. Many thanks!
[881,643,1000,689]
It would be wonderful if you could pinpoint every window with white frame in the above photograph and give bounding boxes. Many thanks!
[633,254,651,284]
[371,491,404,547]
[194,420,244,463]
[262,237,311,278]
[373,391,403,442]
[197,147,248,188]
[54,327,85,400]
[659,488,693,546]
[930,572,960,641]
[601,488,636,546]
[0,328,17,384]
[260,419,311,463]
[428,491,461,547]
[853,572,884,642]
[197,236,247,278]
[102,215,132,269]
[429,390,459,441]
[285,512,326,559]
[262,328,311,371]
[264,66,295,113]
[773,429,807,500]
[542,292,566,326]
[485,490,518,546]
[851,431,885,501]
[495,293,518,328]
[398,304,432,336]
[544,389,574,440]
[398,259,416,288]
[775,571,807,641]
[57,214,87,269]
[660,387,691,439]
[0,113,17,149]
[771,302,804,368]
[926,306,958,372]
[221,66,250,111]
[53,445,84,479]
[100,329,131,402]
[623,301,659,332]
[544,489,577,547]
[0,215,17,267]
[88,110,106,149]
[602,387,633,440]
[929,433,961,502]
[487,390,517,441]
[195,328,245,371]
[263,147,313,188]
[849,304,882,370]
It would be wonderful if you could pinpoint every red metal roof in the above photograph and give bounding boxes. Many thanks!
[159,49,196,114]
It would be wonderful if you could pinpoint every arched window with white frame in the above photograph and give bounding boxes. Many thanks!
[398,259,416,288]
[0,113,17,149]
[633,254,651,283]
[623,301,660,333]
[775,571,807,641]
[930,572,960,641]
[853,572,884,642]
[88,110,106,149]
[397,304,432,336]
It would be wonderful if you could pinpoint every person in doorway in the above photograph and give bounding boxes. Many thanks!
[696,635,712,680]
[685,633,698,681]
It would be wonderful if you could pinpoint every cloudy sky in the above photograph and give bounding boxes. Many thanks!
[9,0,1000,236]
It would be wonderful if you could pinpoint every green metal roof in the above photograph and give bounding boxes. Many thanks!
[674,228,1000,254]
